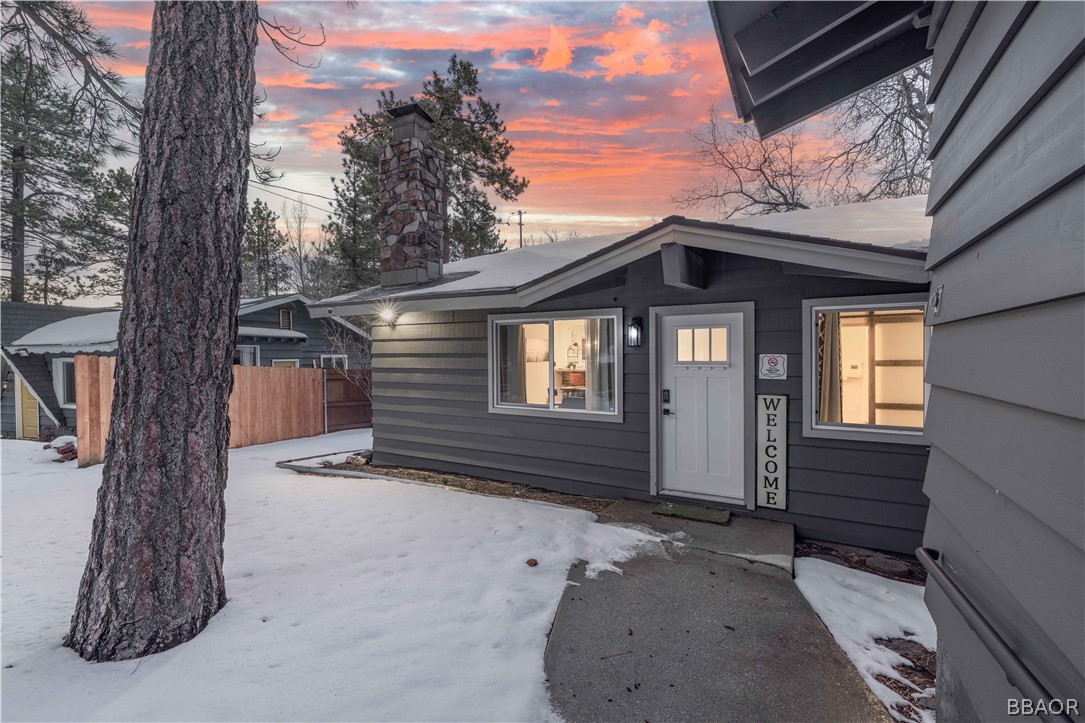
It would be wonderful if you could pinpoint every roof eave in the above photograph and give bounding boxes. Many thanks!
[308,220,928,316]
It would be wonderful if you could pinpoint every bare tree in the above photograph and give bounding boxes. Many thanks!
[822,64,932,202]
[282,195,308,293]
[674,109,823,218]
[65,1,259,662]
[675,63,933,218]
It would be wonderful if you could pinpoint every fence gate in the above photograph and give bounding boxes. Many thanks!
[324,369,372,433]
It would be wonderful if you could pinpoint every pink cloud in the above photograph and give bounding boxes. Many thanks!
[537,26,574,72]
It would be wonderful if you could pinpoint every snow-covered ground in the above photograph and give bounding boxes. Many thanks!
[1,431,667,722]
[795,557,937,723]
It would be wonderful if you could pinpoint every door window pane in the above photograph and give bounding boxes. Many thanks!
[676,326,730,363]
[677,328,693,362]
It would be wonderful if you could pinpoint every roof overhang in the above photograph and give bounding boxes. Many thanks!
[307,219,928,316]
[709,1,935,136]
[0,348,61,426]
[5,342,117,355]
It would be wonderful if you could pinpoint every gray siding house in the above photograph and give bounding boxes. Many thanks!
[710,1,1084,719]
[313,104,937,554]
[1,294,368,439]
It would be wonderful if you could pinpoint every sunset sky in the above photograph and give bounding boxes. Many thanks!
[82,1,743,245]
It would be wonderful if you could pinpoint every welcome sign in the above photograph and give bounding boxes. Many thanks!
[757,394,787,509]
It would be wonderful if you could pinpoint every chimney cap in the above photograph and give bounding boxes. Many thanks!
[387,102,435,124]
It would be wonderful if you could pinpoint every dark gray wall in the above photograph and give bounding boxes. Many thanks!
[239,300,368,369]
[371,249,929,553]
[922,1,1085,716]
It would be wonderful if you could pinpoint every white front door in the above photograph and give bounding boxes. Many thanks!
[659,311,746,503]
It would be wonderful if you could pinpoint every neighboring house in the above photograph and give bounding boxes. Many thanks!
[708,1,1083,720]
[312,104,934,554]
[0,302,106,440]
[1,294,369,439]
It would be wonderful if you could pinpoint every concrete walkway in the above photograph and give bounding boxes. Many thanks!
[544,501,890,723]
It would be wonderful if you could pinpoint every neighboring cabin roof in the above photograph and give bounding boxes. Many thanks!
[0,301,110,347]
[5,294,367,355]
[310,196,931,316]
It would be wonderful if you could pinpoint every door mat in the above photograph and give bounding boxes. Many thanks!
[652,502,731,526]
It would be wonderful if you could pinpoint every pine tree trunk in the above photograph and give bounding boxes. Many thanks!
[10,142,26,302]
[66,1,258,662]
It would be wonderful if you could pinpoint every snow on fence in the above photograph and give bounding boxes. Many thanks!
[75,356,326,467]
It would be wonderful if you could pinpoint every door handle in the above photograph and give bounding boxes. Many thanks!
[662,408,676,416]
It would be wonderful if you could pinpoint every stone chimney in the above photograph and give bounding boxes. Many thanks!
[379,103,445,287]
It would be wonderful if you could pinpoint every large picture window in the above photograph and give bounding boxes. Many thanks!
[803,295,927,443]
[490,310,622,421]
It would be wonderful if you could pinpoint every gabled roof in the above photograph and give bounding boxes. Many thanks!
[5,294,368,355]
[309,196,931,316]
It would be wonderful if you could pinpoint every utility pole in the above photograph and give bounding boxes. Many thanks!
[509,209,525,248]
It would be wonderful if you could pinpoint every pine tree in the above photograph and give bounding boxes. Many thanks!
[326,55,528,289]
[1,1,135,302]
[66,1,259,662]
[0,48,129,302]
[240,198,289,297]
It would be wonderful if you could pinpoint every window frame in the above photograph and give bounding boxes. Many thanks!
[234,344,261,367]
[320,354,348,370]
[52,357,77,408]
[801,293,929,446]
[279,308,294,330]
[674,323,732,366]
[487,308,623,423]
[271,359,300,368]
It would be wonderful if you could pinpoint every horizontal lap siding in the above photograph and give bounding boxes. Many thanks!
[922,1,1085,713]
[372,252,928,553]
[240,301,368,369]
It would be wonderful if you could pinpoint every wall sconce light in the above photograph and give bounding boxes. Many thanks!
[1,370,11,393]
[377,304,399,326]
[626,317,643,348]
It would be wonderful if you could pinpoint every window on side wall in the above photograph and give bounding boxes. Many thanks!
[53,358,77,407]
[489,309,622,422]
[320,354,348,370]
[803,295,927,444]
[233,345,260,366]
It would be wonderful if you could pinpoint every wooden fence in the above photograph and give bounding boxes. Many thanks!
[76,356,341,467]
[325,369,372,432]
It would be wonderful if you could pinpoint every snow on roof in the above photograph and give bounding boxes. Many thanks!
[725,195,931,251]
[316,196,930,310]
[7,311,121,352]
[9,312,309,352]
[238,326,306,340]
[319,232,633,305]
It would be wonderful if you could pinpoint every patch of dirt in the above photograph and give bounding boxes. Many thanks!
[874,636,938,721]
[320,461,614,514]
[794,538,927,584]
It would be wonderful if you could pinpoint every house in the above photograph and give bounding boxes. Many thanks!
[1,294,369,439]
[311,103,934,554]
[708,1,1084,719]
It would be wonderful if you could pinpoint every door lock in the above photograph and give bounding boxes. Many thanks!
[662,408,676,416]
[662,389,670,403]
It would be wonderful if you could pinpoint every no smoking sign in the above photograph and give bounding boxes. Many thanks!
[758,354,787,380]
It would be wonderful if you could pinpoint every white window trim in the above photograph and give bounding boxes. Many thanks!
[52,357,77,409]
[271,359,300,368]
[279,308,294,330]
[320,354,348,370]
[236,344,261,367]
[487,308,624,424]
[673,323,732,367]
[802,293,929,446]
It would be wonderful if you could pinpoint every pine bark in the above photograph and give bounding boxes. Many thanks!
[66,1,258,661]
